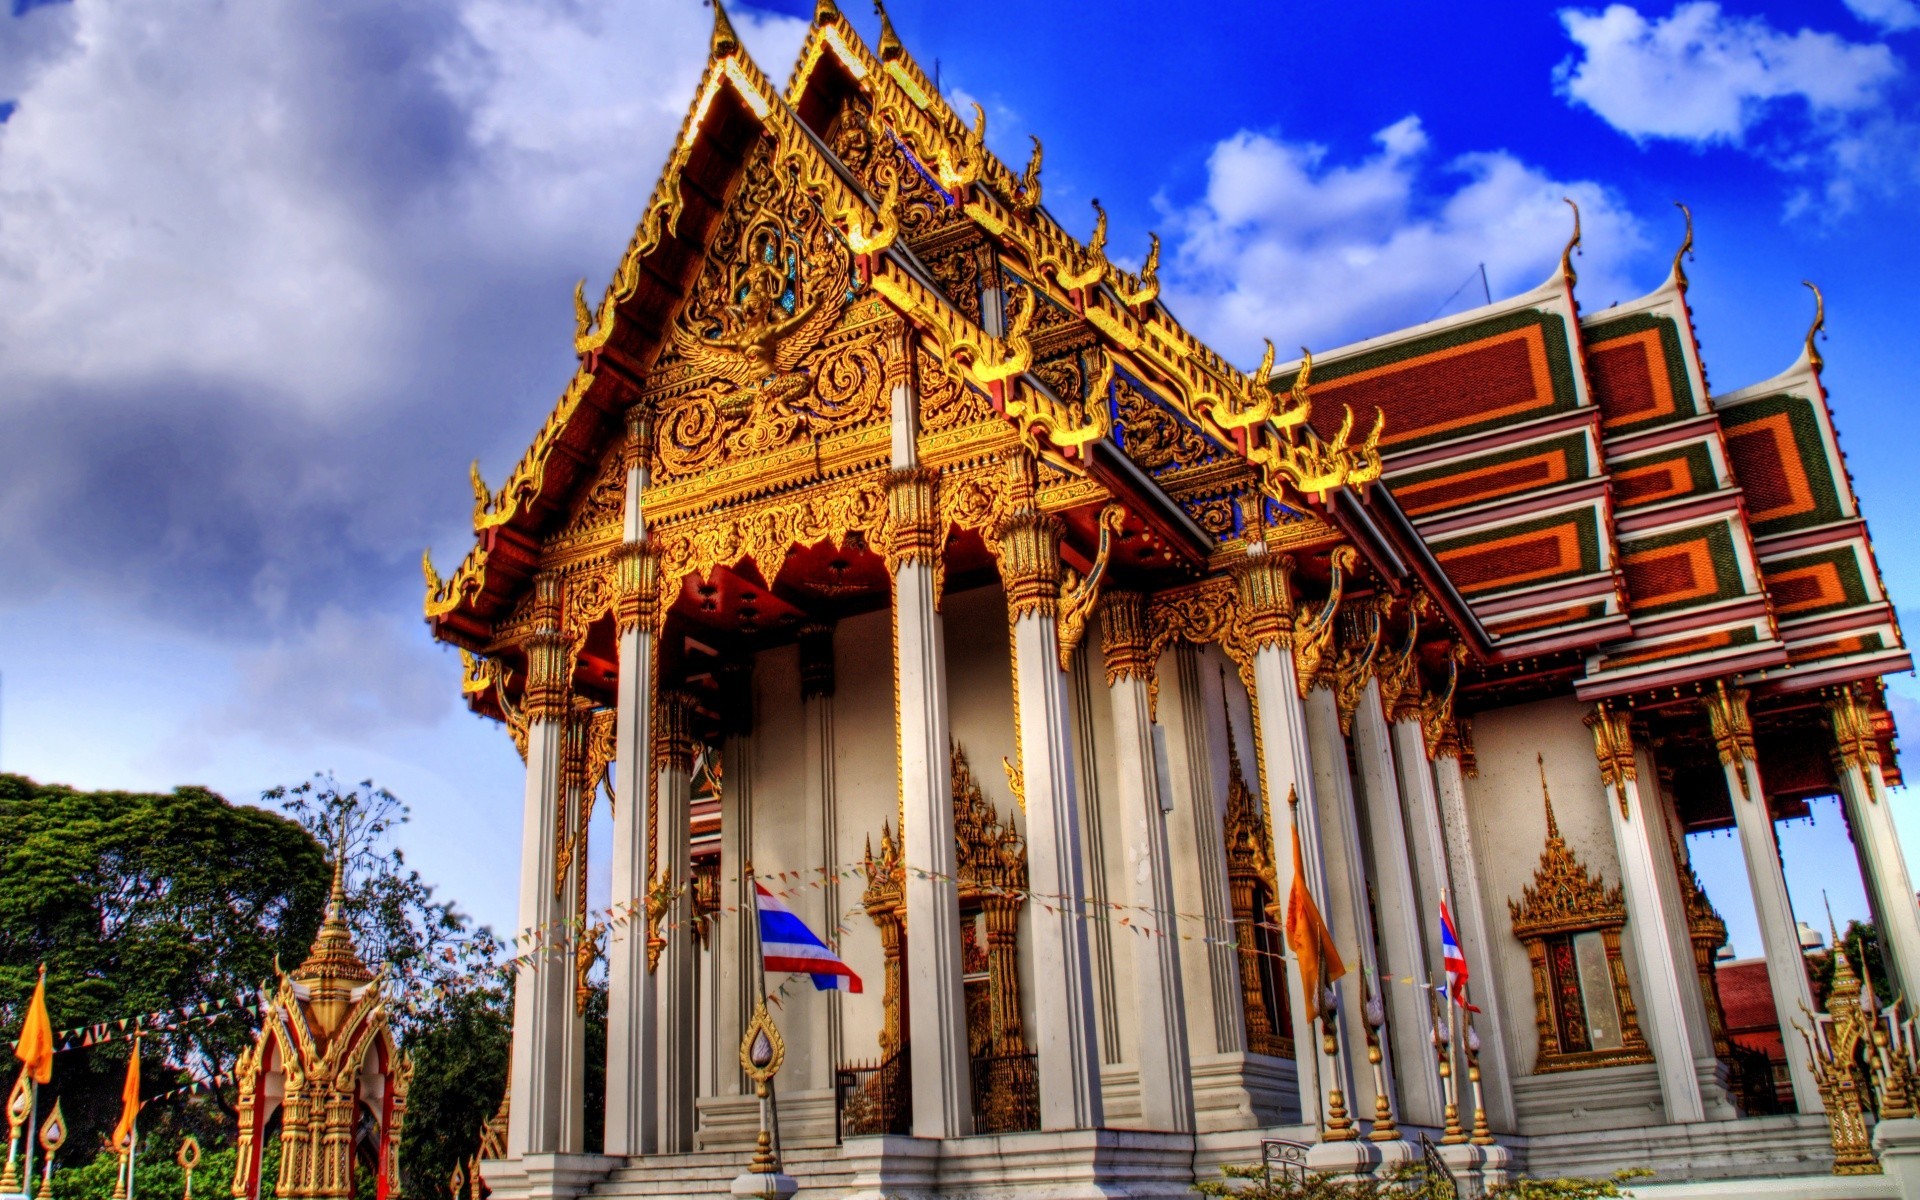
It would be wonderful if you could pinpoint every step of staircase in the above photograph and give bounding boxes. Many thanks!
[590,1146,857,1198]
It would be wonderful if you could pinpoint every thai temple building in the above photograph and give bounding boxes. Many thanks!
[423,2,1919,1193]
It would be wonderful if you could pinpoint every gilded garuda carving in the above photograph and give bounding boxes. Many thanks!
[651,139,892,481]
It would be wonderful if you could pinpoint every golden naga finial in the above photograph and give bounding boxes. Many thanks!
[1059,200,1110,291]
[469,459,494,523]
[1671,202,1695,293]
[1114,231,1160,309]
[937,102,986,191]
[422,548,441,597]
[874,0,904,60]
[841,170,900,255]
[1013,135,1043,213]
[813,0,842,25]
[709,0,741,59]
[1803,280,1826,376]
[1559,196,1582,288]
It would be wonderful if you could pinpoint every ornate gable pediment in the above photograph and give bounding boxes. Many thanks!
[1508,766,1625,938]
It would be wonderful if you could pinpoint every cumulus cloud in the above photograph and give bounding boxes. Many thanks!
[1555,3,1898,143]
[1157,116,1647,363]
[1554,3,1916,213]
[0,0,805,633]
[0,0,805,766]
[1845,0,1920,34]
[205,607,455,745]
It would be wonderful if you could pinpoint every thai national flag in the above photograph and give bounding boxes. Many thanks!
[756,882,863,993]
[1440,901,1477,1010]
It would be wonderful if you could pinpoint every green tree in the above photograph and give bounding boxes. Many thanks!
[0,774,328,1155]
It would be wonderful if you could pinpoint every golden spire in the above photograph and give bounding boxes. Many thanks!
[711,0,741,60]
[873,0,903,60]
[1670,202,1694,294]
[1537,754,1561,843]
[1558,197,1582,289]
[1803,280,1826,376]
[292,848,374,997]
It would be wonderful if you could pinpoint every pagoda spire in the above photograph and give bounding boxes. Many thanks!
[711,0,741,60]
[1537,754,1561,844]
[292,843,375,1035]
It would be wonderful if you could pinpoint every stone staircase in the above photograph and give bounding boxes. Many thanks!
[585,1146,858,1199]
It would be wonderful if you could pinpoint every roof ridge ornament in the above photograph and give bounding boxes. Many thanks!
[1803,280,1826,376]
[1670,202,1694,294]
[1559,196,1582,290]
[710,0,741,60]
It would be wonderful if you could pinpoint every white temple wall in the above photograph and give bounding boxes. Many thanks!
[1465,696,1638,1080]
[1161,643,1235,1061]
[829,603,897,1067]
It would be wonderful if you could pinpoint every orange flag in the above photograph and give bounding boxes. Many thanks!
[1284,802,1345,1023]
[14,967,52,1086]
[111,1037,140,1152]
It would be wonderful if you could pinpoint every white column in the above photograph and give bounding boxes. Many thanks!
[605,423,658,1158]
[1232,545,1325,1126]
[1303,683,1380,1121]
[1429,740,1517,1131]
[1350,678,1442,1128]
[1101,592,1195,1132]
[1643,759,1736,1118]
[1001,500,1104,1132]
[801,623,844,1090]
[717,661,756,1103]
[1832,691,1920,1006]
[1705,685,1822,1114]
[887,461,973,1138]
[1585,705,1705,1124]
[506,573,573,1158]
[655,692,698,1150]
[557,709,588,1154]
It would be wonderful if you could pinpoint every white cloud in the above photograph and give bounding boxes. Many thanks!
[1845,0,1920,33]
[1159,116,1647,364]
[1555,2,1899,144]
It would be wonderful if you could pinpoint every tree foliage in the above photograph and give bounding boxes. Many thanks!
[0,774,328,1153]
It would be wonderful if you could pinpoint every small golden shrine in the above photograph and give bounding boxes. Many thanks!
[231,863,412,1200]
[1508,761,1651,1073]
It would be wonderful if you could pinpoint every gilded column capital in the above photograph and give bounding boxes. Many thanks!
[1701,680,1757,802]
[1584,702,1638,817]
[1420,642,1468,762]
[998,509,1064,621]
[1828,687,1882,785]
[1098,590,1152,686]
[523,572,571,722]
[653,690,696,774]
[883,467,942,571]
[1331,600,1382,736]
[1231,546,1296,654]
[614,538,662,635]
[624,409,655,470]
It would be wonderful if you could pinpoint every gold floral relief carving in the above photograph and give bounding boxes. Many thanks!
[1114,376,1215,475]
[651,137,892,483]
[651,474,892,596]
[916,341,995,434]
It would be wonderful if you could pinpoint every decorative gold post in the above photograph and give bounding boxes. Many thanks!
[1466,1013,1494,1145]
[1361,968,1397,1142]
[1321,985,1356,1141]
[733,1001,797,1199]
[1433,993,1466,1145]
[31,1104,62,1200]
[176,1137,200,1200]
[1,1072,28,1196]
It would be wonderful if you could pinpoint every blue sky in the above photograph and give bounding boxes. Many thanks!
[0,0,1916,961]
